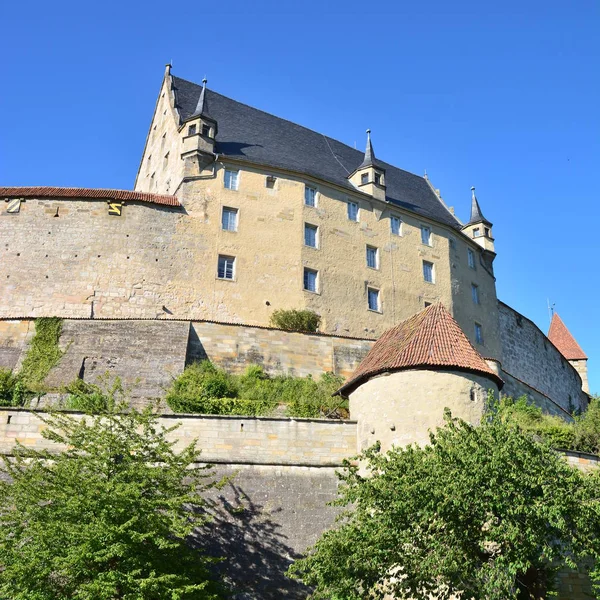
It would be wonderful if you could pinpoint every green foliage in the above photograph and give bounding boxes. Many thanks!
[0,369,24,407]
[63,377,119,413]
[0,387,226,599]
[165,362,346,418]
[573,397,600,455]
[18,317,64,393]
[289,410,600,599]
[269,309,321,333]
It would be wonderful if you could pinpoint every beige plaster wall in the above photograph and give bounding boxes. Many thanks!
[349,369,499,451]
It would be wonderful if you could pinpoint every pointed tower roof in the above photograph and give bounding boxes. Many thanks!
[466,187,492,226]
[189,78,215,121]
[548,313,587,360]
[337,303,503,396]
[357,129,385,170]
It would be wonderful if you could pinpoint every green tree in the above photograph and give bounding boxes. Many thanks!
[289,410,600,599]
[0,391,226,599]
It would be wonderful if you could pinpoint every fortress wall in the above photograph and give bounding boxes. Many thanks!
[0,409,357,467]
[0,320,32,370]
[189,321,374,379]
[498,302,588,413]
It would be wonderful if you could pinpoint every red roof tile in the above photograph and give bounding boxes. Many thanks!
[337,303,503,396]
[548,313,587,360]
[0,186,181,207]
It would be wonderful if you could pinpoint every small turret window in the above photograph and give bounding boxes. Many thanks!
[484,227,490,237]
[361,173,369,185]
[202,124,211,137]
[473,227,481,237]
[188,124,197,135]
[374,173,381,185]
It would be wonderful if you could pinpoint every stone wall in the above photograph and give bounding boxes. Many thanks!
[498,302,588,413]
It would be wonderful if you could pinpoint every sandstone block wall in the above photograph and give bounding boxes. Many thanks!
[498,302,588,413]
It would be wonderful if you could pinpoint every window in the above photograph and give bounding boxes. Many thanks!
[361,173,369,185]
[475,323,483,344]
[484,227,490,237]
[188,124,197,135]
[224,169,239,190]
[366,245,378,269]
[471,284,480,304]
[374,172,381,185]
[221,207,238,232]
[304,223,318,248]
[202,124,211,136]
[390,216,402,236]
[423,260,434,283]
[468,248,476,269]
[265,175,276,189]
[304,268,318,292]
[304,186,317,207]
[367,288,380,312]
[473,227,481,237]
[421,225,432,246]
[347,201,359,222]
[217,255,235,280]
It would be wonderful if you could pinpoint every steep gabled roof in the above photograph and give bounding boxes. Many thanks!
[337,303,503,396]
[548,313,587,360]
[0,187,181,208]
[170,76,461,230]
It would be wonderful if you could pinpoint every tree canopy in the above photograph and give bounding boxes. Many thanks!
[289,408,600,600]
[0,393,226,599]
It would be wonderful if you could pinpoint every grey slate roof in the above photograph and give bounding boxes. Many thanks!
[357,130,384,171]
[466,188,492,226]
[171,76,462,229]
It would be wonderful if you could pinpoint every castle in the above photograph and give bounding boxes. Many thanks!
[0,66,593,598]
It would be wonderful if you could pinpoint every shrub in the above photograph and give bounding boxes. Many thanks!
[0,370,23,407]
[64,378,119,413]
[269,309,321,333]
[573,397,600,455]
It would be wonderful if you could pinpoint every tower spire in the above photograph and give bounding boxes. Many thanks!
[467,186,492,226]
[192,77,208,118]
[359,128,378,169]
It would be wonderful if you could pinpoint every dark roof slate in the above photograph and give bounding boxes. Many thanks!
[171,76,461,229]
[466,188,492,226]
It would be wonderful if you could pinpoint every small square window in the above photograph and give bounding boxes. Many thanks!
[475,323,483,344]
[304,268,318,293]
[224,169,239,190]
[266,175,276,189]
[188,124,197,136]
[374,172,381,185]
[202,124,211,137]
[367,288,380,312]
[217,255,235,280]
[471,284,480,304]
[473,227,481,238]
[421,226,432,246]
[366,245,378,269]
[484,227,490,237]
[347,201,359,222]
[222,207,238,232]
[304,186,317,207]
[304,223,318,248]
[423,260,435,283]
[361,173,369,185]
[468,248,476,269]
[390,216,402,236]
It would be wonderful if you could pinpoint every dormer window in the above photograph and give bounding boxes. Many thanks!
[188,124,197,135]
[202,124,211,137]
[361,173,369,185]
[374,172,381,185]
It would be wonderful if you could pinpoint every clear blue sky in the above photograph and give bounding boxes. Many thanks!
[1,0,599,393]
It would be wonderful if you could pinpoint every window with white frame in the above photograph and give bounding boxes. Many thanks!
[471,283,480,304]
[468,248,476,269]
[390,215,402,236]
[304,223,318,248]
[366,245,378,269]
[423,260,435,283]
[224,169,239,190]
[217,255,235,280]
[367,287,380,312]
[304,185,317,207]
[475,323,483,344]
[361,173,369,185]
[221,207,238,232]
[347,201,359,222]
[303,268,318,292]
[421,225,432,246]
[473,227,481,237]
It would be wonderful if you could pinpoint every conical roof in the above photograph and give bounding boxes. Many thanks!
[189,78,215,122]
[337,303,503,396]
[466,187,492,227]
[548,313,587,360]
[357,129,385,170]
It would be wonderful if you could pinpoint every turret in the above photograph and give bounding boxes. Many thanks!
[462,187,495,253]
[347,130,386,202]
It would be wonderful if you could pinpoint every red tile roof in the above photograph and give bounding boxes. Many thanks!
[337,303,503,396]
[0,186,181,207]
[548,313,587,360]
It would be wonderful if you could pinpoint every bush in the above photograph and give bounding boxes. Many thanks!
[64,378,118,413]
[573,397,600,455]
[0,370,23,407]
[269,309,321,333]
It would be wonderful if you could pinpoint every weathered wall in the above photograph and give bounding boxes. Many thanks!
[0,320,32,370]
[349,369,498,451]
[498,302,588,413]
